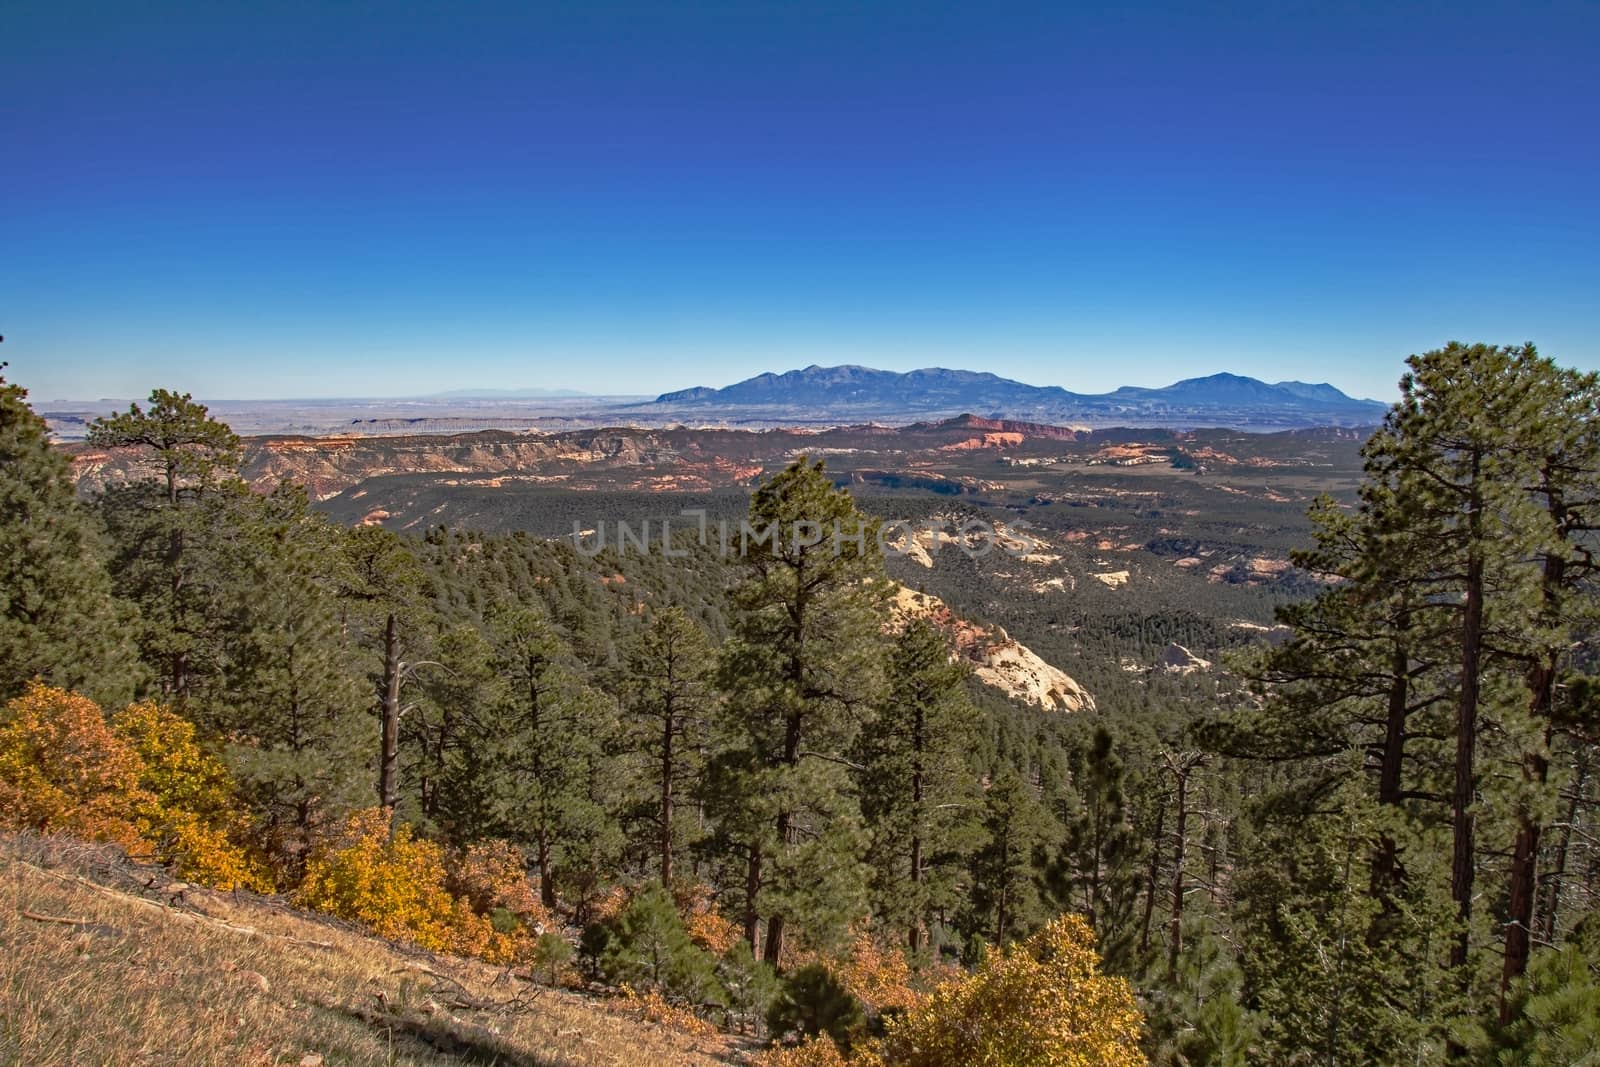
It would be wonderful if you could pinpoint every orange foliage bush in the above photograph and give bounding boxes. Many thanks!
[447,838,549,929]
[590,883,630,924]
[752,1034,877,1067]
[779,923,925,1018]
[678,881,740,955]
[0,685,265,890]
[618,984,719,1038]
[0,683,149,850]
[834,928,922,1015]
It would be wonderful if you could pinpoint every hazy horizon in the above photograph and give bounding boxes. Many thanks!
[27,363,1389,407]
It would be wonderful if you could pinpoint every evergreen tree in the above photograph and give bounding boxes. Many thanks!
[219,484,369,872]
[479,606,618,910]
[602,884,721,1003]
[1050,727,1140,956]
[619,605,717,888]
[1367,343,1564,979]
[714,459,889,964]
[1212,343,1600,1056]
[857,618,981,953]
[966,766,1051,945]
[87,389,239,699]
[337,523,428,814]
[407,622,499,834]
[0,368,137,704]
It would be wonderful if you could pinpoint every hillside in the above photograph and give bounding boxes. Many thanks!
[0,835,736,1067]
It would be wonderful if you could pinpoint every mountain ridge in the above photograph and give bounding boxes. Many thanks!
[645,365,1386,430]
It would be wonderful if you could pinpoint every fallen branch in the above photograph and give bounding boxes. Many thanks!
[22,909,96,926]
[387,965,545,1015]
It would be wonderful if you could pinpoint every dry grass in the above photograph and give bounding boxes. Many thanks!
[0,834,741,1066]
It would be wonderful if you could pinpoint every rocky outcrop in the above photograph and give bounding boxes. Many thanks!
[939,432,1025,451]
[1207,557,1293,585]
[1157,643,1212,674]
[889,586,1094,712]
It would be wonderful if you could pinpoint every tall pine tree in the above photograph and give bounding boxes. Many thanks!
[0,368,137,704]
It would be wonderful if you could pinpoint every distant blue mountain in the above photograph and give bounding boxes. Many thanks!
[646,365,1386,429]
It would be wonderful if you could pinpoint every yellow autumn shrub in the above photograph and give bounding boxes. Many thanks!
[296,808,526,961]
[0,683,149,850]
[112,699,271,890]
[881,914,1146,1067]
[298,808,465,950]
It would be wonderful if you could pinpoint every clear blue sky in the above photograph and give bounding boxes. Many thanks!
[4,1,1597,402]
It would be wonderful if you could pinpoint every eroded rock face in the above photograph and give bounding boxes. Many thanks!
[889,586,1094,712]
[69,430,685,502]
[1157,642,1212,674]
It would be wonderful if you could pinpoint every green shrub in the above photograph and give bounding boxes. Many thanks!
[766,963,865,1049]
[602,885,722,1004]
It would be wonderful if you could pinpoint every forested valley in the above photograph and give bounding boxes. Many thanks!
[4,342,1599,1065]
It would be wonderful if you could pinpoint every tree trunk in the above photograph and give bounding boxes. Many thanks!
[763,910,786,969]
[661,708,676,888]
[378,612,402,814]
[1500,810,1542,1020]
[744,843,763,956]
[1502,484,1571,1012]
[1140,794,1166,957]
[1450,462,1484,972]
[537,824,557,910]
[763,709,803,968]
[1367,625,1412,950]
[909,702,925,953]
[1168,760,1191,984]
[1539,749,1588,945]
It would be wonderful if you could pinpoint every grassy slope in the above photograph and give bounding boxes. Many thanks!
[0,836,738,1067]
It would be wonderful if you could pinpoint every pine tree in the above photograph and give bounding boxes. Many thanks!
[602,884,721,1003]
[219,484,369,872]
[478,606,618,910]
[714,459,889,964]
[0,368,137,704]
[87,389,239,700]
[407,622,499,833]
[619,605,717,888]
[337,523,428,814]
[857,617,981,953]
[1353,343,1600,1032]
[1494,365,1600,1009]
[1212,343,1600,1054]
[966,766,1050,945]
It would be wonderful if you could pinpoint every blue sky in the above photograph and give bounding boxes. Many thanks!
[4,1,1597,402]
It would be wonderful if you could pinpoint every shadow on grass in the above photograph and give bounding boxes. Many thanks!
[319,1001,570,1067]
